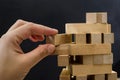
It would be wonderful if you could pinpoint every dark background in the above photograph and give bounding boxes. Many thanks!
[0,0,120,80]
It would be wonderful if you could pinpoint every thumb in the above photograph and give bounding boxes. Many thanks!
[23,44,55,67]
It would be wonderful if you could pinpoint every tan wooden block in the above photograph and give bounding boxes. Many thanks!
[58,55,69,66]
[46,34,72,45]
[75,33,114,44]
[55,44,70,55]
[94,55,104,64]
[94,54,113,64]
[69,55,93,65]
[66,66,72,74]
[65,23,111,34]
[94,74,105,80]
[86,13,97,24]
[104,33,114,43]
[86,12,107,23]
[75,33,86,44]
[83,55,93,64]
[103,54,113,64]
[91,33,101,44]
[105,71,117,80]
[87,74,105,80]
[72,64,112,76]
[76,75,87,80]
[60,68,70,80]
[69,44,111,55]
[55,44,111,55]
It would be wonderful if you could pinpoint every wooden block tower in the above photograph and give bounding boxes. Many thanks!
[46,12,117,80]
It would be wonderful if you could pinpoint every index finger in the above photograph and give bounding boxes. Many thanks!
[7,19,27,32]
[9,22,58,44]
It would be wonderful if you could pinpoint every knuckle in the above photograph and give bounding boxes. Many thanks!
[1,34,9,39]
[27,23,34,29]
[16,19,24,23]
[16,19,27,25]
[26,22,35,32]
[0,34,13,43]
[27,22,34,26]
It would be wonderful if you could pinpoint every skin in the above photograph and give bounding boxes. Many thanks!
[0,20,58,80]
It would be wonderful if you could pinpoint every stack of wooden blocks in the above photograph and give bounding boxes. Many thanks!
[46,12,117,80]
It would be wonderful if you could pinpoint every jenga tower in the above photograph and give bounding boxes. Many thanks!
[46,12,117,80]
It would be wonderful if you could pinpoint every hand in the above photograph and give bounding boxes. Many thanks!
[0,20,58,80]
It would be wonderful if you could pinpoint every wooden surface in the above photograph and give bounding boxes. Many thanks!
[46,34,72,45]
[93,54,113,64]
[60,68,70,80]
[91,33,101,44]
[104,33,114,43]
[75,33,86,44]
[55,44,111,55]
[86,12,107,23]
[72,64,112,76]
[106,71,117,80]
[58,55,69,66]
[65,23,111,33]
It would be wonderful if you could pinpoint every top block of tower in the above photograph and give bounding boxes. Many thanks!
[86,12,107,23]
[65,12,110,34]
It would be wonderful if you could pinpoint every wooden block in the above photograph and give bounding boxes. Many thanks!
[86,13,97,24]
[72,64,112,76]
[83,55,93,64]
[69,44,111,55]
[60,75,70,80]
[87,74,105,80]
[46,34,72,45]
[55,44,70,55]
[105,71,117,80]
[75,33,113,44]
[103,33,114,43]
[75,33,86,44]
[58,55,69,66]
[82,33,102,44]
[69,55,93,65]
[60,68,70,75]
[65,23,111,34]
[86,12,107,23]
[94,74,105,80]
[66,66,72,74]
[91,33,101,44]
[93,54,113,64]
[103,54,113,64]
[94,55,103,64]
[60,68,70,80]
[76,75,87,80]
[55,44,111,55]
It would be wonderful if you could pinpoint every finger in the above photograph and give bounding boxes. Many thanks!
[22,44,55,67]
[7,19,27,32]
[29,35,45,42]
[9,22,58,44]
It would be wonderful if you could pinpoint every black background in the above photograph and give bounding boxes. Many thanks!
[0,0,120,80]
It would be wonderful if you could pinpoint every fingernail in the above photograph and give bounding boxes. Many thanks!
[52,29,58,33]
[47,44,55,54]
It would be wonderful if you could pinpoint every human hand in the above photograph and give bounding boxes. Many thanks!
[0,20,58,80]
